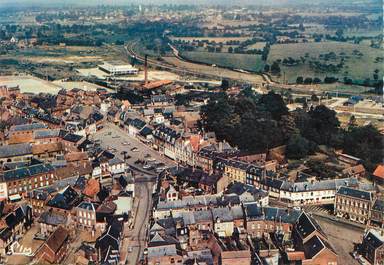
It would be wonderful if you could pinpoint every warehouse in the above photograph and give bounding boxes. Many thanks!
[98,60,139,76]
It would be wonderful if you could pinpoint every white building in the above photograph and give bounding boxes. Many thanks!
[98,61,138,76]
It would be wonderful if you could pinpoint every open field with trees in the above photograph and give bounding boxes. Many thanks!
[180,51,264,72]
[169,36,252,43]
[267,42,383,85]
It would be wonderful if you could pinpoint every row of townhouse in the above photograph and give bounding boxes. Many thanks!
[155,202,301,239]
[335,186,384,225]
[247,167,370,206]
[0,163,56,200]
[149,204,338,265]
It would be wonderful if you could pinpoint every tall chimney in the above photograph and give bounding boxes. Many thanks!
[144,54,148,85]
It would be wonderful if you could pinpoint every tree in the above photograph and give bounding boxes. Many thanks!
[221,79,230,90]
[348,115,357,127]
[258,91,288,120]
[324,76,338,83]
[311,94,319,102]
[304,77,313,84]
[228,46,233,53]
[295,105,340,147]
[296,76,304,84]
[343,77,353,85]
[298,23,305,31]
[264,64,270,72]
[343,125,384,171]
[313,77,321,84]
[175,94,190,106]
[286,134,314,160]
[270,61,280,75]
[336,29,344,39]
[200,94,286,153]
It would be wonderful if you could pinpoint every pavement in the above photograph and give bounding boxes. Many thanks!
[91,122,176,171]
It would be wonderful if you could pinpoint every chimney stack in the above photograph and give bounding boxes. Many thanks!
[144,54,148,85]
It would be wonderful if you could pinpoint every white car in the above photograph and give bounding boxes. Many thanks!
[143,164,154,170]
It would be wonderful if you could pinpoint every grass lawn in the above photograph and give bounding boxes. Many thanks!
[267,41,383,83]
[181,51,264,72]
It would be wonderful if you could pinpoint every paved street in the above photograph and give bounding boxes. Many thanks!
[125,182,153,265]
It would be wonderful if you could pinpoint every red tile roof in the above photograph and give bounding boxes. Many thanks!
[373,165,384,179]
[83,178,100,198]
[190,135,201,152]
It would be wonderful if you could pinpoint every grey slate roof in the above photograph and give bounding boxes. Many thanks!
[33,129,62,139]
[372,199,384,212]
[244,203,301,224]
[212,207,239,222]
[38,211,67,226]
[2,163,54,182]
[108,157,124,166]
[336,186,373,201]
[303,235,327,259]
[363,229,384,249]
[10,123,47,132]
[295,212,326,240]
[77,202,99,212]
[0,143,32,159]
[280,177,360,192]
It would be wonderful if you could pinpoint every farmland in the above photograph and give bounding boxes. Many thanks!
[0,45,124,80]
[267,42,383,84]
[169,36,252,43]
[180,51,264,72]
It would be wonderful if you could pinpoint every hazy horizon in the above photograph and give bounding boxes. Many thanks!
[1,0,378,8]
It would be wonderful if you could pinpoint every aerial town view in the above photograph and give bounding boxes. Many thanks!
[0,0,382,264]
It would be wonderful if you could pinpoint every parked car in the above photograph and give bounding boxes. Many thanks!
[131,147,139,152]
[143,164,154,170]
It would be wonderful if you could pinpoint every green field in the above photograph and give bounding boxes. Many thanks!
[169,36,251,43]
[245,42,266,50]
[181,51,264,72]
[267,41,383,83]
